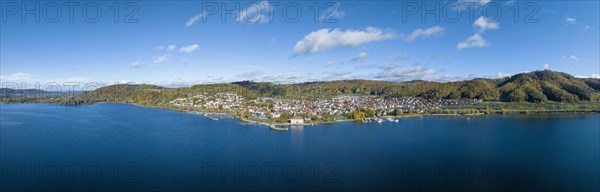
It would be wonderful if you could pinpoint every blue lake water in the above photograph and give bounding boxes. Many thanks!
[0,103,598,191]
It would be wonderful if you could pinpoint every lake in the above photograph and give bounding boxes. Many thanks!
[1,103,598,191]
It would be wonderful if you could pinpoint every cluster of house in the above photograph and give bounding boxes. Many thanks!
[169,92,483,123]
[170,92,247,112]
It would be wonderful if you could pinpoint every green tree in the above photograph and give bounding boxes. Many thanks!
[352,111,366,121]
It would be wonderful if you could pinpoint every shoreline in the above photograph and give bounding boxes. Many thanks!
[2,102,600,128]
[171,107,600,128]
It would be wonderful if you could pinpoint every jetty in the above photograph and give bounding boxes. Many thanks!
[205,116,219,121]
[268,124,289,131]
[202,113,219,121]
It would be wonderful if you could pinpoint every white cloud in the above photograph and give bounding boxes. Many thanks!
[322,72,355,80]
[496,73,512,78]
[49,77,90,83]
[128,64,488,85]
[237,1,272,23]
[252,73,305,84]
[166,45,176,51]
[457,33,488,49]
[236,71,265,80]
[474,16,499,33]
[179,44,199,53]
[405,26,445,41]
[576,74,600,79]
[563,17,592,30]
[326,60,336,66]
[370,64,440,82]
[117,79,132,84]
[293,27,396,55]
[0,72,35,82]
[561,55,578,63]
[156,78,223,88]
[565,17,576,24]
[456,16,499,50]
[351,52,368,62]
[155,45,176,51]
[543,63,550,70]
[0,73,95,86]
[186,11,207,27]
[432,54,445,60]
[130,60,143,68]
[153,54,171,65]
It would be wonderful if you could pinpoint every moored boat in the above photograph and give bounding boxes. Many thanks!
[269,124,289,131]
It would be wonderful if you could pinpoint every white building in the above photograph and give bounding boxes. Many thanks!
[289,116,304,125]
[271,113,281,118]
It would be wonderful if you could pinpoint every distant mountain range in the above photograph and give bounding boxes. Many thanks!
[0,88,83,98]
[75,70,600,104]
[0,88,47,97]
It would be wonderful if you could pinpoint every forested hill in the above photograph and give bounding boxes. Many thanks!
[78,70,600,104]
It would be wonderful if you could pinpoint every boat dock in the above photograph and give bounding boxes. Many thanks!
[204,116,219,121]
[268,124,289,131]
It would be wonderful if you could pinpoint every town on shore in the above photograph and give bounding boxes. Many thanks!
[164,91,600,129]
[169,92,481,126]
[2,70,600,129]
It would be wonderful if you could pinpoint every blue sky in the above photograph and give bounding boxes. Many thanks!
[1,0,599,88]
